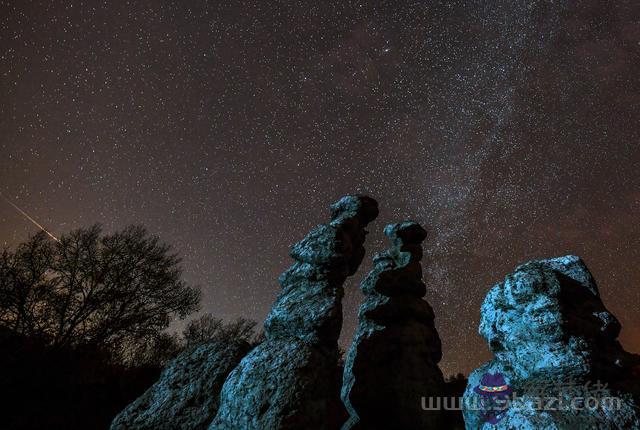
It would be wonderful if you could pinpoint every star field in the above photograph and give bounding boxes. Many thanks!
[1,0,639,375]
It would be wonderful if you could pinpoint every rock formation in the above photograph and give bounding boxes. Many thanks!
[211,195,379,430]
[463,255,640,429]
[341,221,445,430]
[110,339,251,430]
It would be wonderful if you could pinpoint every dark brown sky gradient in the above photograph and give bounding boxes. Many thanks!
[1,0,639,375]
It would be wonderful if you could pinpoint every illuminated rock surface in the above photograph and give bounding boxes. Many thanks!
[110,340,250,430]
[463,256,640,429]
[211,195,378,430]
[341,221,445,430]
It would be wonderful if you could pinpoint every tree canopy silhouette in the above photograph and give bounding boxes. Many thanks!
[182,314,261,347]
[0,225,200,361]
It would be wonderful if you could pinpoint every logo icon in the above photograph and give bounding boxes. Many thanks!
[474,372,513,424]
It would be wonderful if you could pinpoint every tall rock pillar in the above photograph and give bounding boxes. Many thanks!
[211,195,378,430]
[341,221,445,430]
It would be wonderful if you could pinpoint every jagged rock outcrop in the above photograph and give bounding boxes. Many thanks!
[341,221,445,430]
[211,195,379,430]
[463,255,640,429]
[110,340,251,430]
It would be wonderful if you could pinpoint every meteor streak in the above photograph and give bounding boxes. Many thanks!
[0,193,60,243]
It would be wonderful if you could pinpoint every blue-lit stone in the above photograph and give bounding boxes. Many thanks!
[463,256,640,429]
[211,195,378,430]
[110,340,250,430]
[341,221,445,430]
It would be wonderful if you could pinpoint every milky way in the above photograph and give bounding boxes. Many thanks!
[1,1,639,374]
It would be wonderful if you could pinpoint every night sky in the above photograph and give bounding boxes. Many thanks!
[1,1,639,375]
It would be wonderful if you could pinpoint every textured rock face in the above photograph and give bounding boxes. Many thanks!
[110,339,250,430]
[211,195,379,430]
[341,221,445,430]
[463,255,640,429]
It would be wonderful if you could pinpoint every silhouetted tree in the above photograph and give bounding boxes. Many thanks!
[0,225,200,363]
[444,372,468,429]
[123,332,183,367]
[182,314,260,347]
[446,373,467,383]
[125,316,262,367]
